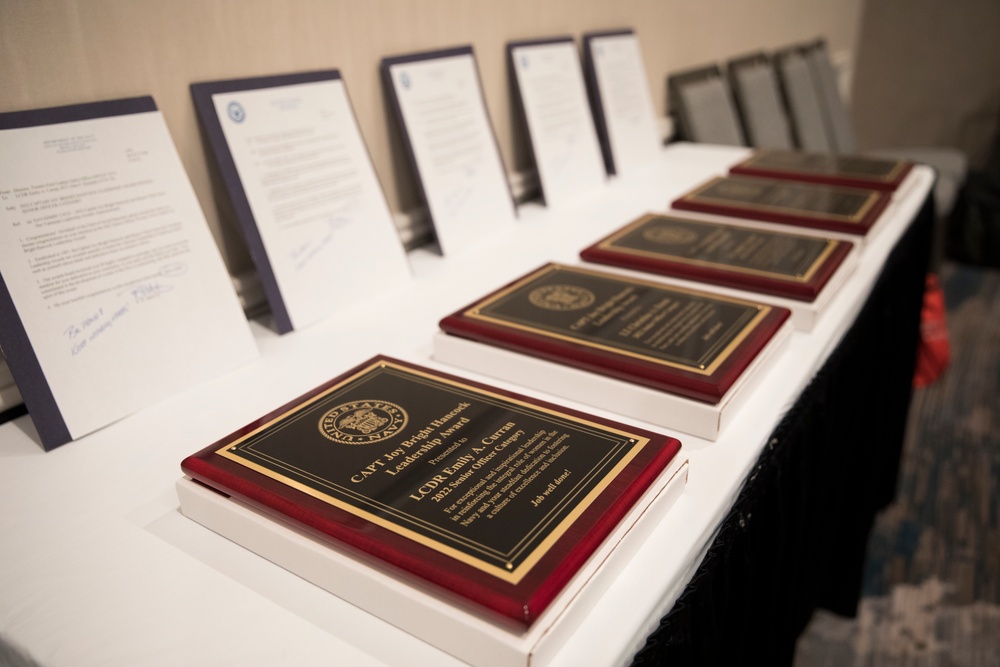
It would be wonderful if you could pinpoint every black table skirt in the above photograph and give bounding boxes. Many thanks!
[631,194,935,666]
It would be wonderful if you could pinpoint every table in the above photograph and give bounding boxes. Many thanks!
[631,182,933,665]
[0,143,933,666]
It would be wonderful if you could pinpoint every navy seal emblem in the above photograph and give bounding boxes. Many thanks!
[642,225,699,246]
[528,284,596,311]
[318,400,408,445]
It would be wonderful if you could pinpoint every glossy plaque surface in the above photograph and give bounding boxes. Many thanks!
[439,264,791,403]
[580,213,853,301]
[730,148,913,190]
[672,174,890,235]
[182,355,681,627]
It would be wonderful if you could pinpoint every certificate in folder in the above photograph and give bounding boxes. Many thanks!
[0,97,257,449]
[190,70,411,334]
[381,46,517,256]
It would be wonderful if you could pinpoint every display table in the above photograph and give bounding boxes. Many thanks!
[0,143,933,667]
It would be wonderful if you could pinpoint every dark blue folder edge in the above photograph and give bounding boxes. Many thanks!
[0,96,157,130]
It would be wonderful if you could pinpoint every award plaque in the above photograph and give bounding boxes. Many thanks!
[181,355,681,628]
[671,174,891,235]
[729,148,913,191]
[580,213,854,301]
[438,264,791,404]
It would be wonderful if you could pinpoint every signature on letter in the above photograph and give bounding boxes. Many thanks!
[65,302,130,356]
[128,282,174,303]
[290,216,348,271]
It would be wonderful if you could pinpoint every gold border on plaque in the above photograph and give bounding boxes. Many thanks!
[680,175,880,224]
[216,360,650,584]
[597,214,839,283]
[464,264,772,376]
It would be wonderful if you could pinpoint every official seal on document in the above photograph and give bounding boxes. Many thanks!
[318,400,408,445]
[227,101,246,123]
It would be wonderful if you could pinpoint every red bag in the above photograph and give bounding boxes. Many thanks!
[913,273,951,387]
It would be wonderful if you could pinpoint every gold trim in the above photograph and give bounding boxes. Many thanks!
[681,175,880,224]
[216,360,650,584]
[742,149,908,183]
[464,264,771,376]
[597,213,839,283]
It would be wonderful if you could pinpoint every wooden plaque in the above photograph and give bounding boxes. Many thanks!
[439,264,791,404]
[729,148,913,191]
[580,213,854,301]
[181,355,681,628]
[671,174,891,235]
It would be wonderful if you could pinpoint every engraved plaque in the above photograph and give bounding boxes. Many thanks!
[182,355,681,626]
[580,213,853,301]
[730,148,913,190]
[672,174,891,235]
[439,264,791,403]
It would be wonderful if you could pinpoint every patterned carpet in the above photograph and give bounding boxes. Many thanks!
[794,261,1000,666]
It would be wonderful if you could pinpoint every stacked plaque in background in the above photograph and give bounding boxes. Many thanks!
[671,173,892,238]
[178,355,687,666]
[729,148,913,191]
[434,263,793,440]
[579,213,858,330]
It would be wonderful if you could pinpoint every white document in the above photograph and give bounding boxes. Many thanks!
[383,49,517,256]
[205,76,411,332]
[585,31,662,176]
[0,101,258,448]
[510,39,607,207]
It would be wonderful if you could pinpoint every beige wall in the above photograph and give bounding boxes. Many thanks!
[1,0,864,276]
[852,0,1000,170]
